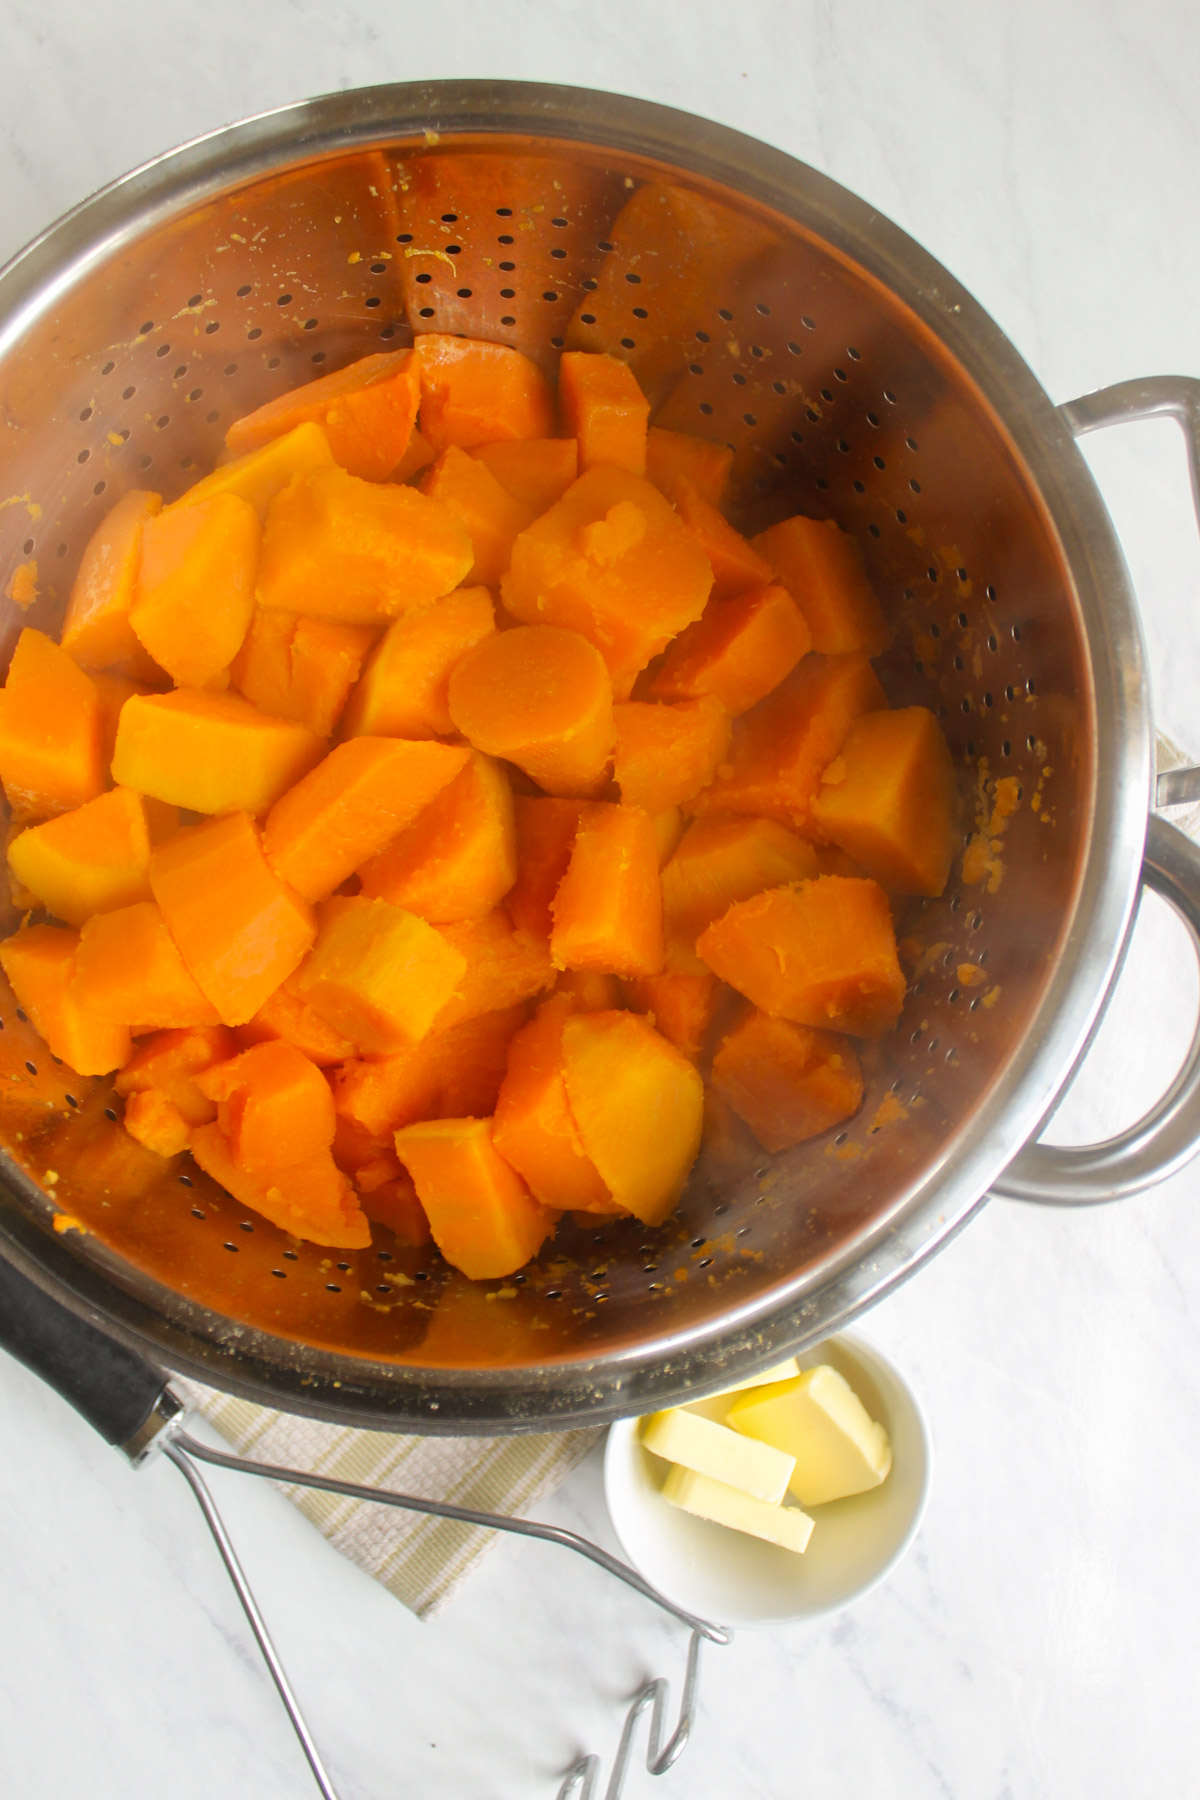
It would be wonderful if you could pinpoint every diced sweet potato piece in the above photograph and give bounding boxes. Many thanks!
[234,974,357,1068]
[434,909,555,1029]
[195,1040,335,1170]
[60,490,163,680]
[645,428,732,508]
[411,334,554,450]
[711,1009,863,1151]
[178,422,336,521]
[558,352,650,475]
[72,901,220,1030]
[691,654,887,831]
[493,996,614,1211]
[501,465,713,698]
[257,466,473,623]
[612,698,730,815]
[553,969,622,1011]
[696,876,906,1038]
[644,584,811,716]
[561,1010,703,1225]
[394,427,437,484]
[263,737,470,903]
[294,895,466,1054]
[751,516,891,656]
[114,1023,239,1125]
[358,752,516,924]
[0,924,130,1075]
[122,1088,191,1158]
[661,815,820,972]
[420,446,534,586]
[149,813,316,1026]
[331,1004,526,1138]
[225,350,422,481]
[7,788,155,927]
[810,707,958,897]
[190,1121,370,1248]
[91,673,159,773]
[112,688,324,816]
[393,1115,555,1279]
[130,493,259,686]
[357,1167,431,1246]
[448,626,614,798]
[651,806,686,868]
[341,587,495,740]
[671,479,775,600]
[230,609,376,738]
[550,803,663,978]
[622,971,719,1062]
[469,438,578,513]
[0,630,105,819]
[506,797,582,940]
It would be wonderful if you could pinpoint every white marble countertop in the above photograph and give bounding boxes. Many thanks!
[3,4,1200,1796]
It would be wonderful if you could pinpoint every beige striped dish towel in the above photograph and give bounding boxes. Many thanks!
[182,1379,602,1618]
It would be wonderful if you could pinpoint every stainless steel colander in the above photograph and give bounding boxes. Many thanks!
[3,80,1200,1433]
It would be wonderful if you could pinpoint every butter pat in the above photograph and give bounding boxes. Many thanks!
[643,1406,795,1504]
[727,1364,892,1506]
[662,1464,815,1553]
[709,1357,802,1398]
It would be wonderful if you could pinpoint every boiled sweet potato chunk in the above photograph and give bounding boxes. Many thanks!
[501,465,713,698]
[671,479,775,601]
[751,516,891,656]
[696,876,906,1038]
[420,446,534,586]
[691,654,887,831]
[257,465,473,623]
[470,438,578,514]
[0,924,130,1075]
[448,626,614,798]
[553,969,622,1011]
[225,349,421,481]
[558,352,650,475]
[434,909,555,1029]
[810,707,957,897]
[393,427,437,483]
[294,896,466,1054]
[356,1168,431,1246]
[7,788,155,927]
[114,1023,239,1126]
[112,688,324,816]
[394,1115,556,1280]
[645,427,732,508]
[711,1008,863,1151]
[131,493,259,687]
[358,752,516,924]
[0,629,105,819]
[661,815,820,972]
[643,583,811,716]
[411,334,555,450]
[612,697,730,815]
[122,1088,191,1158]
[560,1009,703,1225]
[195,1040,335,1171]
[340,587,494,740]
[72,901,219,1030]
[622,971,719,1062]
[234,974,357,1068]
[59,489,164,680]
[550,803,663,978]
[149,813,316,1026]
[506,797,582,940]
[493,996,615,1211]
[179,421,335,521]
[651,806,686,867]
[230,609,376,738]
[332,1003,526,1138]
[190,1121,370,1249]
[263,737,470,903]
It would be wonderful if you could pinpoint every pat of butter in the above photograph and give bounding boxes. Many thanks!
[727,1364,892,1506]
[642,1406,795,1504]
[662,1464,815,1553]
[709,1357,802,1399]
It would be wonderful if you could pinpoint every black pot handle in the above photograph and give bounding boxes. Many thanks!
[0,1251,172,1451]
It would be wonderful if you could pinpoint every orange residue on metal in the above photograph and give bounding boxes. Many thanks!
[912,940,949,979]
[957,962,986,988]
[827,1137,863,1161]
[52,1212,86,1235]
[0,493,42,521]
[963,759,1019,892]
[981,985,1001,1009]
[5,560,38,608]
[404,246,457,270]
[870,1092,908,1132]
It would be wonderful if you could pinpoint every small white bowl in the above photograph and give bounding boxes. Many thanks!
[603,1330,931,1630]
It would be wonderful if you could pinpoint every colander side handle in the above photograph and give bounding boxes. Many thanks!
[995,813,1200,1204]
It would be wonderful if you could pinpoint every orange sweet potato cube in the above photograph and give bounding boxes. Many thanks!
[356,1168,431,1247]
[697,875,906,1038]
[234,974,357,1068]
[195,1040,335,1170]
[357,752,517,924]
[340,587,494,740]
[645,427,732,508]
[558,352,650,476]
[622,971,719,1062]
[411,334,555,450]
[263,737,470,903]
[7,788,155,927]
[560,1009,703,1225]
[0,924,130,1075]
[72,901,220,1030]
[59,489,164,679]
[506,797,582,940]
[294,895,466,1054]
[643,583,811,716]
[393,1115,556,1279]
[751,516,891,656]
[448,626,614,798]
[225,350,421,481]
[661,815,820,972]
[433,910,555,1029]
[149,813,316,1026]
[179,422,335,521]
[550,803,663,978]
[131,493,260,687]
[612,697,730,815]
[420,446,534,586]
[332,1003,526,1138]
[114,1023,239,1125]
[493,996,615,1211]
[112,688,324,816]
[122,1088,192,1159]
[553,969,623,1011]
[230,609,377,738]
[0,629,105,819]
[810,707,958,897]
[671,479,775,601]
[257,465,473,624]
[190,1121,370,1248]
[712,1009,864,1151]
[501,465,713,699]
[691,653,887,831]
[469,438,578,514]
